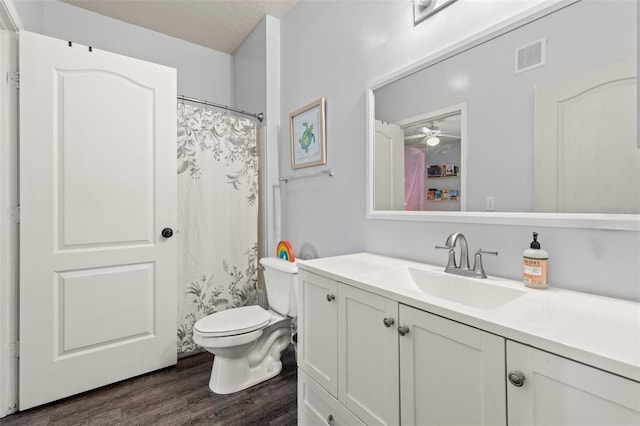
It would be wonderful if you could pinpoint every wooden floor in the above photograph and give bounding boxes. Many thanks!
[1,348,297,426]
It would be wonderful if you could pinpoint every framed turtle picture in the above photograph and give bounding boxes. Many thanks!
[289,98,326,169]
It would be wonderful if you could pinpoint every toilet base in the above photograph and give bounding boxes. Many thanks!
[209,353,284,394]
[206,319,292,394]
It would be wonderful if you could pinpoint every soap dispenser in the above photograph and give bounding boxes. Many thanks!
[523,232,549,289]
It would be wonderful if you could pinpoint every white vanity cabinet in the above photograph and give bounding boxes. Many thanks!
[298,270,399,426]
[297,254,640,426]
[507,341,640,425]
[298,270,507,426]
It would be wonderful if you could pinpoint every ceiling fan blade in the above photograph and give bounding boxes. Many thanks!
[404,134,426,140]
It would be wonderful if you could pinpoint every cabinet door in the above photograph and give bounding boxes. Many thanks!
[507,341,640,425]
[338,284,399,426]
[298,271,338,396]
[399,305,506,426]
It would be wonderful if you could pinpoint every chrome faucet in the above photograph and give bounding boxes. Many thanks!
[436,232,498,279]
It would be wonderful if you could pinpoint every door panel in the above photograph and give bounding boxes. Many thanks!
[59,70,154,248]
[19,31,177,409]
[534,59,639,213]
[57,263,154,354]
[374,120,405,211]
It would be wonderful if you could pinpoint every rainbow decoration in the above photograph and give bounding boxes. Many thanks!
[277,240,295,262]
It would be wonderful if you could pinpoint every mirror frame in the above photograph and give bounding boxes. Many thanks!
[366,0,640,231]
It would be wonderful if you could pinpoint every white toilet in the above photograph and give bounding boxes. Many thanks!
[193,257,298,394]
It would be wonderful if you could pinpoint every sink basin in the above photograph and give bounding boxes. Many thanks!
[363,266,526,310]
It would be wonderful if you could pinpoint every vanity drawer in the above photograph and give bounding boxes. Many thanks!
[298,369,365,426]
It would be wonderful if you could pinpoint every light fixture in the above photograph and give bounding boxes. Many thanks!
[426,136,440,146]
[414,0,458,26]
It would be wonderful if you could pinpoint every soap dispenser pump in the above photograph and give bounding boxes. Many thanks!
[523,232,549,289]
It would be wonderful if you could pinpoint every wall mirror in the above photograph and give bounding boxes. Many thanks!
[367,0,640,230]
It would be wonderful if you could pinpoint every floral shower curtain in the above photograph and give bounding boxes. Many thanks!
[176,103,259,355]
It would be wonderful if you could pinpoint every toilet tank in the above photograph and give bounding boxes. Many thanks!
[259,257,298,317]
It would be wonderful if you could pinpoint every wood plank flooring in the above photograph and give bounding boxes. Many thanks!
[1,347,297,425]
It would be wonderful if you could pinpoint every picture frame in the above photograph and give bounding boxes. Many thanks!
[289,98,326,169]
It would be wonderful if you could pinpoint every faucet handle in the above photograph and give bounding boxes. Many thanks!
[436,245,457,272]
[472,249,498,279]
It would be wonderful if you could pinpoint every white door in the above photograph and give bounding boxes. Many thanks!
[298,271,338,397]
[338,284,399,426]
[374,120,405,210]
[19,31,177,409]
[399,305,506,426]
[534,59,639,213]
[507,341,640,425]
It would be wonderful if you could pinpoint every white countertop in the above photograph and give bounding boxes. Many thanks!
[298,253,640,382]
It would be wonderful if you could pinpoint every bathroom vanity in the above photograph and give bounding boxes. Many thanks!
[295,253,640,426]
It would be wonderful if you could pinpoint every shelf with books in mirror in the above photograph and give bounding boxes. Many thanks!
[427,174,459,178]
[426,164,459,178]
[427,188,460,202]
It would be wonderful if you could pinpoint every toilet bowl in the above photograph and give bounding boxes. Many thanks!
[193,257,298,394]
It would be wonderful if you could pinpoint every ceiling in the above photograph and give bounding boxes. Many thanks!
[61,0,297,54]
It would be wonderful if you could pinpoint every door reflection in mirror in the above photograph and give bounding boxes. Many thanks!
[374,105,466,212]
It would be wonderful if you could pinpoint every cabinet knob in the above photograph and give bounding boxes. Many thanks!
[383,317,395,327]
[508,370,526,387]
[398,326,410,336]
[326,294,335,302]
[327,414,335,426]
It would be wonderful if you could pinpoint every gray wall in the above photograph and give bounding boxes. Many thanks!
[280,0,640,301]
[13,0,232,102]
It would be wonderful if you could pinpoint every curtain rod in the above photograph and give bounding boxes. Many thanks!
[178,94,264,122]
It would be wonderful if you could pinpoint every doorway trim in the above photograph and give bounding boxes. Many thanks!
[0,0,22,418]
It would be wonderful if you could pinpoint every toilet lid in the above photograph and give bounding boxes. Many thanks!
[194,305,271,337]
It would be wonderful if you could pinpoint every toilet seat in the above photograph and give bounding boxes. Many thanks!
[194,305,272,337]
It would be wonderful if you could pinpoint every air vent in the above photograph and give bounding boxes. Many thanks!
[515,38,546,73]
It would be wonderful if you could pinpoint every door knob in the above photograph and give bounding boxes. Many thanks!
[508,370,526,387]
[161,227,174,238]
[383,317,395,327]
[398,326,410,336]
